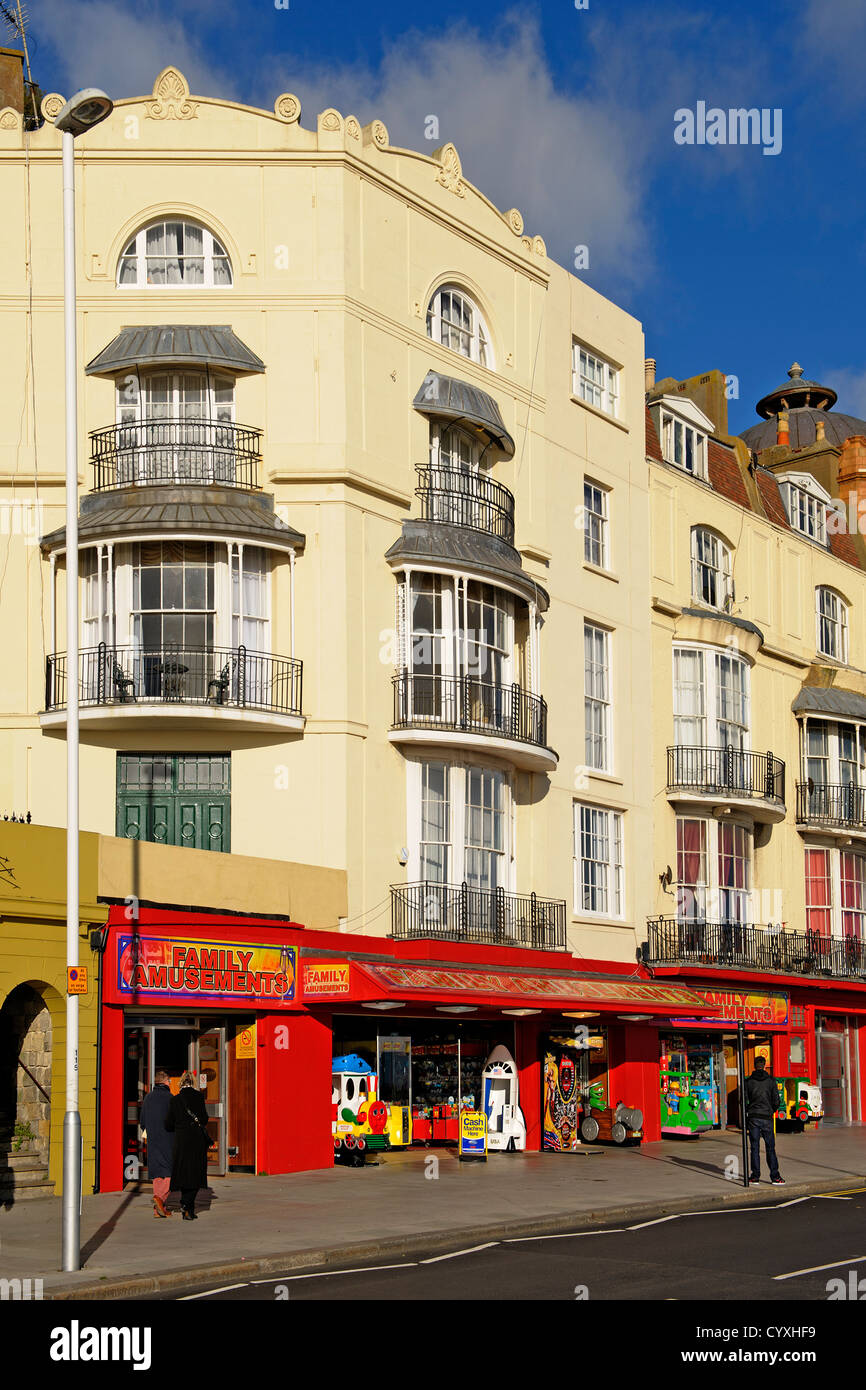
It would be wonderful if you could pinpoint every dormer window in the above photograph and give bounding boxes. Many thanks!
[661,412,706,478]
[782,476,829,544]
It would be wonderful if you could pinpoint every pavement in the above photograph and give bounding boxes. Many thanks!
[1,1125,863,1301]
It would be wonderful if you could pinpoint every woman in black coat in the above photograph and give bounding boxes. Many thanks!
[165,1071,212,1220]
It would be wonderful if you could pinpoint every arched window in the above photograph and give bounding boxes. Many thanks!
[426,285,491,367]
[691,528,732,610]
[117,219,233,287]
[816,587,848,662]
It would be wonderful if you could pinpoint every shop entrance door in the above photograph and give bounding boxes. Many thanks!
[195,1027,226,1174]
[818,1032,847,1122]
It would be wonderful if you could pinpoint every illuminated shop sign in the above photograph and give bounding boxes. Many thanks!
[672,989,788,1027]
[117,935,295,1006]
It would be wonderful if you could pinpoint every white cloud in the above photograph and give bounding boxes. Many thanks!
[272,14,653,289]
[29,0,237,104]
[821,366,866,420]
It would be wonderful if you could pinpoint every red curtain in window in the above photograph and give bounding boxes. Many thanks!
[805,848,831,937]
[676,818,705,920]
[840,850,865,939]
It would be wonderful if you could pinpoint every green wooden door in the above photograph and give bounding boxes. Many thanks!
[117,754,230,852]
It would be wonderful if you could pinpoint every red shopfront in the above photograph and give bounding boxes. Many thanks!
[644,966,866,1125]
[97,906,333,1193]
[298,947,722,1148]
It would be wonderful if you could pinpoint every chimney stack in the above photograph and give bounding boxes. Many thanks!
[644,358,656,392]
[777,410,789,447]
[838,436,866,527]
[0,47,24,115]
[815,418,826,443]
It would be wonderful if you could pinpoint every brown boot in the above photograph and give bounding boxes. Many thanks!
[153,1195,169,1218]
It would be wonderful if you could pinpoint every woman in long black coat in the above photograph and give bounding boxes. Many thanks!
[165,1071,212,1220]
[139,1071,174,1217]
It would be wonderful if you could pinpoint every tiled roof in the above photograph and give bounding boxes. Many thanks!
[754,467,790,529]
[645,407,663,462]
[707,439,750,509]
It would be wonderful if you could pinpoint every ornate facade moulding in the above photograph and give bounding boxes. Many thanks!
[41,93,65,122]
[147,67,198,121]
[432,142,465,198]
[274,93,301,124]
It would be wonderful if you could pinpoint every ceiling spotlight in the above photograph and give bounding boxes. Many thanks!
[502,1008,542,1016]
[617,1014,653,1022]
[436,1005,477,1013]
[562,1011,599,1019]
[361,1000,406,1010]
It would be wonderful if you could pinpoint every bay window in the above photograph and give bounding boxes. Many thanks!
[115,369,237,484]
[574,803,624,918]
[402,573,515,721]
[673,646,750,750]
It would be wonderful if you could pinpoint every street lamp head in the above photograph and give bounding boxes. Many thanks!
[55,89,113,137]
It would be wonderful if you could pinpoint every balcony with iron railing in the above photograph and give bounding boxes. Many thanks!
[666,745,786,822]
[89,419,262,491]
[645,916,866,982]
[796,781,866,836]
[390,671,557,772]
[391,881,568,951]
[41,642,303,733]
[414,465,516,546]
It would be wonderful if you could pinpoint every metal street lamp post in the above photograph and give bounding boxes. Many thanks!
[54,87,113,1274]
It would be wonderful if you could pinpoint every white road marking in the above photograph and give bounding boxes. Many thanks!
[775,1254,866,1281]
[179,1283,248,1299]
[507,1230,628,1243]
[508,1195,814,1242]
[420,1243,499,1263]
[814,1194,852,1201]
[249,1263,416,1284]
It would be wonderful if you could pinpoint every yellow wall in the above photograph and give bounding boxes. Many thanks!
[0,822,107,1194]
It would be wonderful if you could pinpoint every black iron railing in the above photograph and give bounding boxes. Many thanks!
[89,419,262,490]
[646,916,866,981]
[667,745,785,807]
[391,881,567,950]
[796,781,866,830]
[415,466,516,545]
[393,672,549,749]
[45,643,302,717]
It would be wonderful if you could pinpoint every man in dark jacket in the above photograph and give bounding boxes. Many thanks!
[745,1056,785,1185]
[139,1070,174,1217]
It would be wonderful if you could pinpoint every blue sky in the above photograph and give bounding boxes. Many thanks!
[21,0,866,433]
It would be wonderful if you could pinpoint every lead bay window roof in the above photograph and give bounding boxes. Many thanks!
[86,326,266,378]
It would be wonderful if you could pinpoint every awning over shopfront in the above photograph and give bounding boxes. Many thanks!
[301,958,722,1017]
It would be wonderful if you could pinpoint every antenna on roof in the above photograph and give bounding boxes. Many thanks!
[0,1,41,128]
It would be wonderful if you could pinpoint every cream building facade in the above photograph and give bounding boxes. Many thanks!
[0,62,652,962]
[647,362,866,986]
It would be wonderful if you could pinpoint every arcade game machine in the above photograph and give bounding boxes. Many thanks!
[660,1044,714,1137]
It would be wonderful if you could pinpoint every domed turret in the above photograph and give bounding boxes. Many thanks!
[741,363,866,452]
